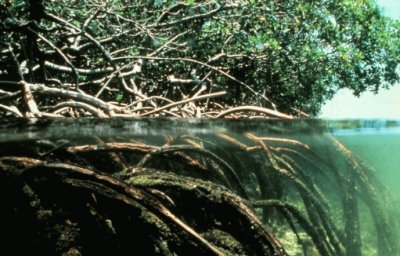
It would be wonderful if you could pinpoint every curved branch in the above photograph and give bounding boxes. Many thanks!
[147,3,227,29]
[216,106,293,119]
[140,91,226,117]
[0,104,23,117]
[50,101,108,117]
[112,56,277,108]
[44,61,113,75]
[26,82,124,115]
[30,29,80,89]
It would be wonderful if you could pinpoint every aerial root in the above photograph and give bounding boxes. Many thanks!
[0,156,287,256]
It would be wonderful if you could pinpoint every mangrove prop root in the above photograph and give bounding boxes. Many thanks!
[329,136,400,255]
[0,157,287,256]
[127,170,287,255]
[135,144,249,199]
[253,199,331,256]
[0,129,398,256]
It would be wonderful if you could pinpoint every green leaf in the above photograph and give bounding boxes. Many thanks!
[115,93,124,102]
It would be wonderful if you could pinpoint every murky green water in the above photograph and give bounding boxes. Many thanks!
[331,122,400,256]
[336,134,400,197]
[1,118,399,255]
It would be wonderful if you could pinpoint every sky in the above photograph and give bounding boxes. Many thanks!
[320,0,400,119]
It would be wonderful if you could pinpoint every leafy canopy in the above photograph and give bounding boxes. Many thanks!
[0,0,399,116]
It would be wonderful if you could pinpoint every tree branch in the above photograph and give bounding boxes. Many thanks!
[216,106,293,119]
[26,82,125,115]
[140,91,226,117]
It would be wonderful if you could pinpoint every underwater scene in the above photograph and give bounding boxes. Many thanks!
[0,118,399,256]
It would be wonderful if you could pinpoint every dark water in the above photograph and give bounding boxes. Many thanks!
[1,118,399,255]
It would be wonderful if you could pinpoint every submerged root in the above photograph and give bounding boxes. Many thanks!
[0,126,398,256]
[0,157,286,256]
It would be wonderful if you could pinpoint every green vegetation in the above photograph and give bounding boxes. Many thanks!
[1,2,399,255]
[1,0,399,117]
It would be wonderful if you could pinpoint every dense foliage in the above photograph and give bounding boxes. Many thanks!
[0,0,399,116]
